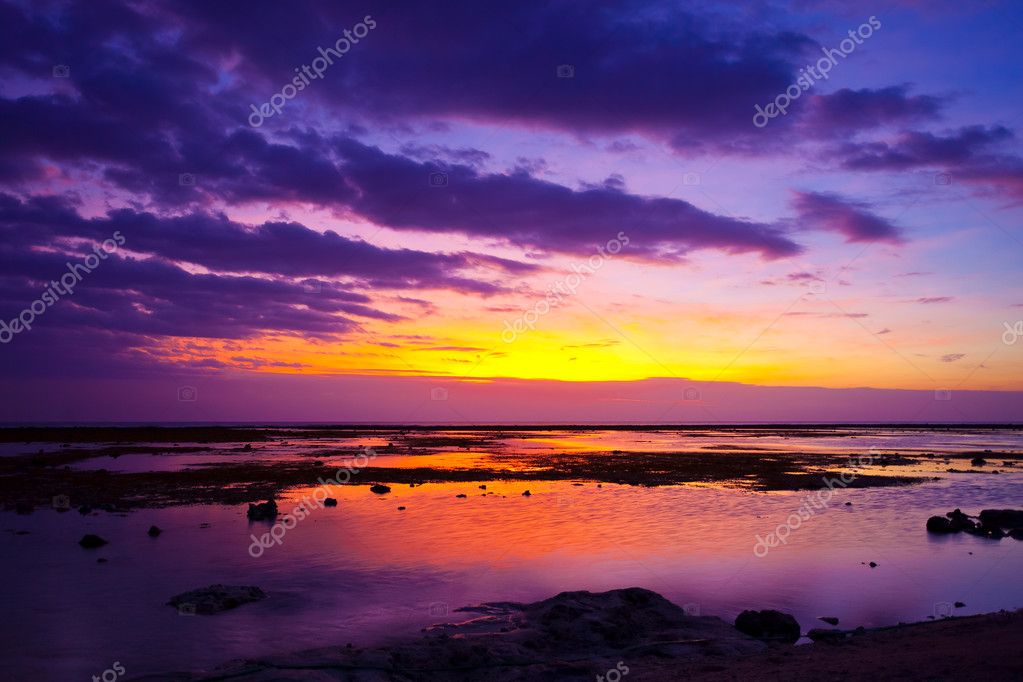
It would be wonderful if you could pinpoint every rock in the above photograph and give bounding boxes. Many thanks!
[79,534,108,549]
[155,587,765,678]
[869,562,878,568]
[971,456,987,466]
[14,501,33,515]
[844,502,852,506]
[819,616,839,626]
[946,509,976,531]
[397,506,406,510]
[927,516,953,533]
[96,558,107,563]
[479,484,487,490]
[370,484,391,494]
[734,609,801,643]
[955,601,965,608]
[522,490,531,497]
[246,499,278,521]
[978,509,1023,528]
[323,498,338,507]
[807,628,845,642]
[78,505,93,515]
[147,525,162,537]
[167,584,267,615]
[455,493,467,498]
[1008,528,1023,540]
[243,444,252,450]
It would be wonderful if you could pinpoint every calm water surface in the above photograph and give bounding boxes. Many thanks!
[2,428,1022,679]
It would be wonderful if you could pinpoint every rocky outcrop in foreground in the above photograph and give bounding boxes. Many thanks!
[166,584,267,615]
[138,588,767,680]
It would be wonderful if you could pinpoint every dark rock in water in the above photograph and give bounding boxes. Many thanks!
[479,484,487,490]
[14,501,33,515]
[78,505,92,515]
[522,490,531,497]
[869,562,878,568]
[1008,528,1023,540]
[946,509,976,531]
[455,493,467,498]
[397,506,406,511]
[167,584,267,615]
[323,498,338,507]
[819,616,839,626]
[955,601,965,608]
[927,516,953,533]
[147,525,162,537]
[844,502,852,506]
[971,456,987,466]
[807,628,845,642]
[734,609,801,643]
[243,443,252,450]
[989,527,1006,540]
[370,484,391,494]
[96,558,107,563]
[79,534,108,549]
[979,509,1023,528]
[246,499,278,521]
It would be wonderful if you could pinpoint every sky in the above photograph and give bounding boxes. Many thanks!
[1,0,1022,422]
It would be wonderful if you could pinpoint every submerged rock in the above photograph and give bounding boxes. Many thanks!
[734,609,801,643]
[79,534,108,549]
[166,584,267,615]
[246,499,278,521]
[370,484,391,494]
[819,616,840,626]
[147,525,162,537]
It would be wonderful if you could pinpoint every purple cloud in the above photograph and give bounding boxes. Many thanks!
[792,191,903,243]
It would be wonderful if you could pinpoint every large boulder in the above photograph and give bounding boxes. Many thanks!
[926,516,953,533]
[246,499,277,521]
[167,584,267,615]
[979,509,1023,528]
[734,609,801,643]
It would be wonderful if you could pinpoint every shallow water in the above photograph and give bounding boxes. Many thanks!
[2,428,1022,680]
